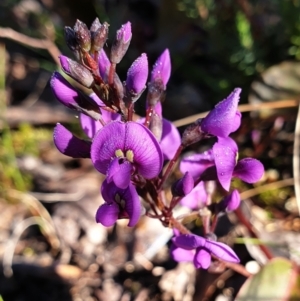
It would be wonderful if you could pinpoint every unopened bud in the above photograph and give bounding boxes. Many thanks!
[172,172,194,197]
[91,20,109,52]
[60,55,94,88]
[74,19,91,52]
[64,26,80,60]
[151,49,171,89]
[110,22,132,64]
[181,119,204,147]
[149,113,162,142]
[146,79,164,107]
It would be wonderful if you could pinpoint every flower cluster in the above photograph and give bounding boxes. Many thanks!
[51,18,264,270]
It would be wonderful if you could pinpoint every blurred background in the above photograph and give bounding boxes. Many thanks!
[1,0,300,300]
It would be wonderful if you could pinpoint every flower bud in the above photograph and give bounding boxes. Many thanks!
[90,18,109,52]
[126,53,148,98]
[217,189,241,212]
[172,172,194,197]
[60,55,94,88]
[151,49,171,89]
[181,119,204,147]
[50,71,101,120]
[146,79,165,107]
[149,113,162,142]
[73,19,91,52]
[64,26,80,60]
[110,21,132,64]
[98,49,111,80]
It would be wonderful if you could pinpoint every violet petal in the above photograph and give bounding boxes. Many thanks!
[107,158,132,189]
[126,53,148,94]
[171,245,194,262]
[233,158,264,183]
[213,137,238,191]
[151,49,171,88]
[123,183,141,226]
[159,118,181,160]
[205,240,240,263]
[173,234,206,250]
[218,189,241,211]
[53,123,91,158]
[95,203,119,227]
[98,49,111,80]
[180,181,207,210]
[201,88,241,137]
[124,122,163,179]
[180,151,215,179]
[172,172,194,197]
[194,248,211,269]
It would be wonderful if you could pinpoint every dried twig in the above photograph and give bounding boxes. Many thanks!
[293,104,300,216]
[0,27,61,65]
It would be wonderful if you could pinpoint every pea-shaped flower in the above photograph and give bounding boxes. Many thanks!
[91,121,163,189]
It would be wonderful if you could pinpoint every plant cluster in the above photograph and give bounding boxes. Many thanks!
[51,18,264,270]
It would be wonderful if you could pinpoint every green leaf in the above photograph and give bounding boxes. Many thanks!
[235,258,300,301]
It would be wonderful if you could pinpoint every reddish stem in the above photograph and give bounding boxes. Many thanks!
[108,63,116,85]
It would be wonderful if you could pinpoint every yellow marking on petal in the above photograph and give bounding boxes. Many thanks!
[115,149,124,158]
[126,150,134,162]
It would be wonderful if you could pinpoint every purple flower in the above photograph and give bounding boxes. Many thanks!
[171,233,239,269]
[180,181,207,209]
[126,53,148,95]
[151,49,171,89]
[80,93,120,139]
[201,88,242,138]
[172,172,194,197]
[96,180,141,227]
[53,123,91,158]
[98,49,110,80]
[91,121,163,189]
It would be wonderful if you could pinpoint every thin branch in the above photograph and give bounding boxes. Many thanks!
[0,27,61,65]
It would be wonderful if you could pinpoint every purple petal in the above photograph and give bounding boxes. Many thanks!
[171,245,194,262]
[123,183,141,226]
[153,102,162,117]
[95,203,119,227]
[160,119,181,160]
[50,72,80,109]
[173,234,206,250]
[172,172,194,197]
[53,123,91,158]
[151,49,171,88]
[107,158,132,189]
[80,94,120,139]
[180,151,215,179]
[218,189,241,211]
[180,181,207,210]
[126,53,148,94]
[204,240,240,263]
[98,49,111,80]
[194,248,211,269]
[124,122,163,179]
[117,21,132,43]
[91,121,126,174]
[201,88,241,137]
[233,158,264,183]
[213,137,238,191]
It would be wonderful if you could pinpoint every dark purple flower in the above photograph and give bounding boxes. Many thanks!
[53,123,91,158]
[96,179,141,227]
[171,233,239,269]
[91,121,163,189]
[172,172,194,197]
[80,93,120,139]
[201,88,242,138]
[126,53,148,95]
[151,49,171,89]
